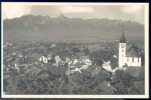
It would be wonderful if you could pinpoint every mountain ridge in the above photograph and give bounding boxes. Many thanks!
[3,14,144,42]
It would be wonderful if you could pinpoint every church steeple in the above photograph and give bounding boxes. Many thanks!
[120,24,126,43]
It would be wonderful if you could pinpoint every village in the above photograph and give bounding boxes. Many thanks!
[3,37,145,94]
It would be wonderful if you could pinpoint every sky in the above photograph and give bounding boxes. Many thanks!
[2,3,145,24]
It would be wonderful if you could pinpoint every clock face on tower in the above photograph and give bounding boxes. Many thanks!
[121,44,125,48]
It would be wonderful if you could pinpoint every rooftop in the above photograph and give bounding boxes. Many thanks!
[126,45,141,57]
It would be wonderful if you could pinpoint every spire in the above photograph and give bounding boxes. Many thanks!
[120,23,126,43]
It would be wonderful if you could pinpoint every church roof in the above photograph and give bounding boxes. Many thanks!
[126,45,141,57]
[120,24,126,43]
[120,32,126,43]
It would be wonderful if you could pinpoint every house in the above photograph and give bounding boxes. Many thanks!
[45,63,67,76]
[79,55,89,61]
[74,62,85,68]
[80,65,89,70]
[83,59,92,65]
[51,44,56,47]
[26,66,42,76]
[65,57,72,65]
[39,56,48,63]
[79,55,92,65]
[57,61,66,67]
[66,67,81,75]
[86,65,98,73]
[55,55,62,63]
[37,71,49,79]
[47,53,53,61]
[71,68,81,73]
[72,59,78,65]
[102,61,112,72]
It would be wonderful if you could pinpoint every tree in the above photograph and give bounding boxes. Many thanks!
[111,70,125,85]
[96,69,110,83]
[83,48,89,55]
[122,72,133,87]
[113,81,128,94]
[71,47,81,53]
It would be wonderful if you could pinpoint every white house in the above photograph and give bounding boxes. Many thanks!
[82,59,92,65]
[51,44,56,47]
[79,56,92,65]
[39,56,48,63]
[65,57,72,65]
[73,59,78,65]
[118,30,141,68]
[71,68,82,73]
[47,53,52,61]
[80,65,89,70]
[55,55,62,63]
[102,61,112,72]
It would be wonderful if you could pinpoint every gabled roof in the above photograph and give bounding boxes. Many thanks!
[58,61,66,66]
[74,62,85,68]
[126,45,141,57]
[80,65,89,70]
[79,55,89,61]
[65,57,71,62]
[38,71,49,79]
[86,65,98,73]
[45,64,67,76]
[27,67,42,75]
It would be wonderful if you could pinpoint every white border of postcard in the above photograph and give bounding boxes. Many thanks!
[1,2,149,98]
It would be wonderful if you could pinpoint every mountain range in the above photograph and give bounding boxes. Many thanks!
[3,14,144,42]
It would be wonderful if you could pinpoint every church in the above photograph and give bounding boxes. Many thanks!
[118,31,142,68]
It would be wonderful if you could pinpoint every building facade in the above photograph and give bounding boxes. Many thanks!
[118,31,141,67]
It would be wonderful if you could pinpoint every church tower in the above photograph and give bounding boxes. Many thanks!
[119,25,126,68]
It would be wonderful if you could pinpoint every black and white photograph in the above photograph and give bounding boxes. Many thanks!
[1,2,149,98]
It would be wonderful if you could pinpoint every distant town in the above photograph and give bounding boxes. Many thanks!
[3,33,145,94]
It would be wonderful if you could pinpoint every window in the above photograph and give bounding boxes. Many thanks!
[132,57,134,62]
[122,50,124,52]
[138,58,139,62]
[127,57,129,62]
